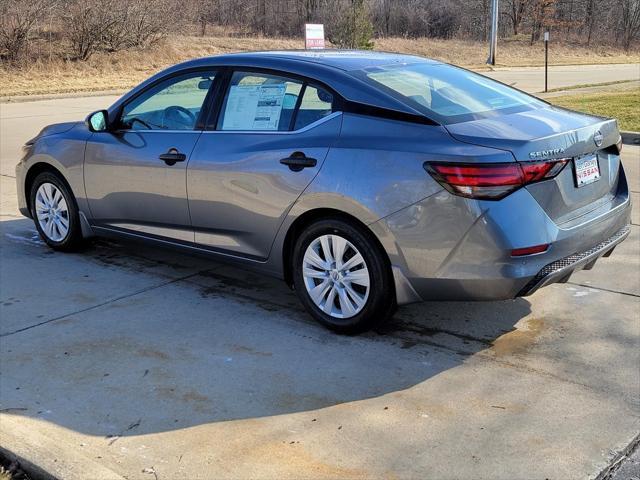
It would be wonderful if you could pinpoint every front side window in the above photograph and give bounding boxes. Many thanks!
[218,71,303,131]
[358,63,544,124]
[120,71,216,130]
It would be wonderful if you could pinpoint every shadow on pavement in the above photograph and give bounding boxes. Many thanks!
[0,217,531,437]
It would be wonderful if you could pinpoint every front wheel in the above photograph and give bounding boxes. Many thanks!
[30,171,84,251]
[292,218,395,334]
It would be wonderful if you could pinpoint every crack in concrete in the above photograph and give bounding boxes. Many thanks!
[566,281,639,298]
[0,267,220,338]
[474,351,636,405]
[0,173,16,179]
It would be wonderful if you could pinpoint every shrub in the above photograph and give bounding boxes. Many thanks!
[330,0,374,49]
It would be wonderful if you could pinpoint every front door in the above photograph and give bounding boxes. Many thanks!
[84,70,217,242]
[187,70,341,259]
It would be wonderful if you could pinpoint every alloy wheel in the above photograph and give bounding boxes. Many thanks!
[302,234,370,319]
[35,182,70,242]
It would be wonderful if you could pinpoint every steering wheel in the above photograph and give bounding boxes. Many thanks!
[162,106,196,129]
[129,117,154,130]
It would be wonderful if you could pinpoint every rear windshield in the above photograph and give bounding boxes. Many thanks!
[357,63,545,124]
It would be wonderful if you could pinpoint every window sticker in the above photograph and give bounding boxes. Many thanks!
[222,83,287,130]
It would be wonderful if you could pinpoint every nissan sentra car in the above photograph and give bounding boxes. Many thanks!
[15,50,631,333]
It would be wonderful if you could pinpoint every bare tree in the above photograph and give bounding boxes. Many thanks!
[64,0,116,60]
[2,0,638,67]
[505,0,530,35]
[530,0,556,43]
[63,0,170,61]
[619,0,640,50]
[0,0,52,63]
[126,0,170,48]
[583,0,596,45]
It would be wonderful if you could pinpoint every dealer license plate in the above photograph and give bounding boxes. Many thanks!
[574,155,600,187]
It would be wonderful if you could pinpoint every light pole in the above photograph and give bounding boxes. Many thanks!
[487,0,499,65]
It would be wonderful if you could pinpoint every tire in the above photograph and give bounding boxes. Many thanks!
[292,217,396,334]
[29,171,84,251]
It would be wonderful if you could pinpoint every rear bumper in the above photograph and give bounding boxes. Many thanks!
[377,166,631,304]
[517,223,630,296]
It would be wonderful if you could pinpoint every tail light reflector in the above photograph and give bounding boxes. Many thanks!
[424,159,569,200]
[511,244,549,256]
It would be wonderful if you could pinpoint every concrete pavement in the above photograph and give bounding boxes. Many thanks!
[0,96,639,480]
[484,63,640,93]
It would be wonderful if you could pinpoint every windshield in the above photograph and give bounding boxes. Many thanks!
[358,63,545,124]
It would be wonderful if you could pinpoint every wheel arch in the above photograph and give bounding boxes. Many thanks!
[281,208,394,292]
[24,162,74,216]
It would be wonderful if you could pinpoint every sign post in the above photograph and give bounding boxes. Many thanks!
[544,31,549,92]
[305,24,325,50]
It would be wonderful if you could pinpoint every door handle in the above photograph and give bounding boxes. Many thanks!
[279,152,317,172]
[159,148,186,166]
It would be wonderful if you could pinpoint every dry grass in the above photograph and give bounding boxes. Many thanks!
[1,35,638,98]
[378,37,639,67]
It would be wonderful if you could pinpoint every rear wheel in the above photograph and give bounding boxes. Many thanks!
[292,218,395,334]
[30,171,84,251]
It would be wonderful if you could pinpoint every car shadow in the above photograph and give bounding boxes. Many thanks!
[0,217,531,438]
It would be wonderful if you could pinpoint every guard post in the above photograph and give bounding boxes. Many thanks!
[544,31,549,92]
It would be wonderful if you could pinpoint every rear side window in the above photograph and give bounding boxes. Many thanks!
[294,86,333,130]
[217,71,334,132]
[218,71,303,131]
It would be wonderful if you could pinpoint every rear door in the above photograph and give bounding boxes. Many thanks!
[84,69,217,242]
[187,69,341,259]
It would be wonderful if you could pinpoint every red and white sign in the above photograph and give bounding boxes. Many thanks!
[305,24,325,49]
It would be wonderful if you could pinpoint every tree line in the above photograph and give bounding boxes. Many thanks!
[1,0,639,66]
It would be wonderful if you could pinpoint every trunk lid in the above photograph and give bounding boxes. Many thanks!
[445,105,622,225]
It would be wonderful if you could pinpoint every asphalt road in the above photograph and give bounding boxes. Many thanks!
[0,95,639,480]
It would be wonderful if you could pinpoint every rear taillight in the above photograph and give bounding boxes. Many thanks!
[424,159,569,200]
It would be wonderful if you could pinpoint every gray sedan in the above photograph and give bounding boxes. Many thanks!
[15,51,631,333]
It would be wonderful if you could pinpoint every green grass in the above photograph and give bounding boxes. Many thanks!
[551,88,640,131]
[544,79,635,93]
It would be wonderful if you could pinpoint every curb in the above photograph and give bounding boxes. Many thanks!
[621,131,640,145]
[0,415,126,480]
[0,446,55,480]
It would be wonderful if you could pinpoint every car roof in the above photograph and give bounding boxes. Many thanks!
[108,50,446,124]
[196,50,441,71]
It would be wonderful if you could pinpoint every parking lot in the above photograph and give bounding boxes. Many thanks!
[0,96,639,479]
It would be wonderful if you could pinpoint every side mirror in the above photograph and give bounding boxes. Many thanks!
[198,78,212,90]
[86,110,109,132]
